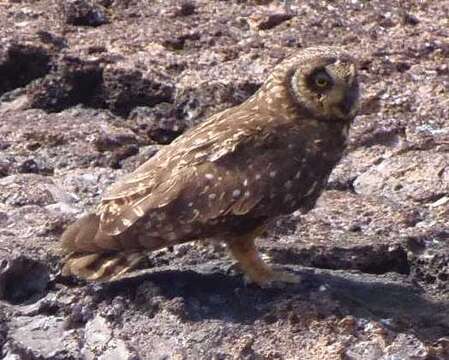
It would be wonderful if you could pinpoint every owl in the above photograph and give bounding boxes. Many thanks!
[61,46,360,286]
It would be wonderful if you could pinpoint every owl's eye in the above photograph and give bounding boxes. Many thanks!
[313,72,332,89]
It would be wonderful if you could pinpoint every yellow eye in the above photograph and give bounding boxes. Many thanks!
[315,76,329,88]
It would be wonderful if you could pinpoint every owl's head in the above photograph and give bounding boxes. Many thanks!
[280,47,360,122]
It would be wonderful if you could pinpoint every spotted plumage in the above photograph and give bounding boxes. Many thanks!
[61,46,360,285]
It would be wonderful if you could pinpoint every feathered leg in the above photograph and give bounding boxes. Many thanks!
[226,231,300,287]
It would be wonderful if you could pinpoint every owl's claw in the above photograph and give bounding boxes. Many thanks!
[244,269,301,288]
[227,235,302,288]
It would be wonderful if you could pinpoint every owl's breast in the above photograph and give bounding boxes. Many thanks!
[258,122,348,216]
[295,141,345,213]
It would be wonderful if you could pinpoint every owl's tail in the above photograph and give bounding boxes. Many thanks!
[60,213,145,281]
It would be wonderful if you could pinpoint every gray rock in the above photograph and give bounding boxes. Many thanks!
[6,315,80,359]
[353,150,449,204]
[82,315,136,360]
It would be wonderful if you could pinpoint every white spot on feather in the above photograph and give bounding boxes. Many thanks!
[167,232,177,241]
[232,189,241,198]
[304,181,319,197]
[182,225,193,233]
[189,209,200,222]
[133,206,144,217]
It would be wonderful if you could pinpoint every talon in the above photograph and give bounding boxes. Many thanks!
[227,234,301,288]
[272,270,301,284]
[249,270,301,288]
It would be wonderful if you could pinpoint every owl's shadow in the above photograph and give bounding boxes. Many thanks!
[97,263,449,343]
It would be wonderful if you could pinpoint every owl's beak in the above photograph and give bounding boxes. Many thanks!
[339,93,356,115]
[338,83,359,118]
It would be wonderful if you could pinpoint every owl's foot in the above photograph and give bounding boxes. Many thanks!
[244,268,301,288]
[226,233,301,288]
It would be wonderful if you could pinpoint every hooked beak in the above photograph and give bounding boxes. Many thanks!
[338,81,360,119]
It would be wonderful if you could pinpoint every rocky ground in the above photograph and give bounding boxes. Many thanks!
[0,0,448,359]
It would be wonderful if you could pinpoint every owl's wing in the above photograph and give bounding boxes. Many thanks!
[97,111,277,236]
[100,109,233,201]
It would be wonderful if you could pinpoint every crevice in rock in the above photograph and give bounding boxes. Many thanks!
[129,104,186,145]
[27,56,104,113]
[0,314,7,356]
[26,55,175,118]
[326,176,357,193]
[102,67,174,117]
[0,43,52,96]
[0,256,50,305]
[267,244,410,275]
[63,0,109,27]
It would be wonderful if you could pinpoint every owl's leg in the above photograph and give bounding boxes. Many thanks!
[226,234,300,287]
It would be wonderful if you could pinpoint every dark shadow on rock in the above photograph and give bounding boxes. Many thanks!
[87,262,449,342]
[312,270,449,341]
[267,244,411,275]
[0,255,50,305]
[0,43,52,96]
